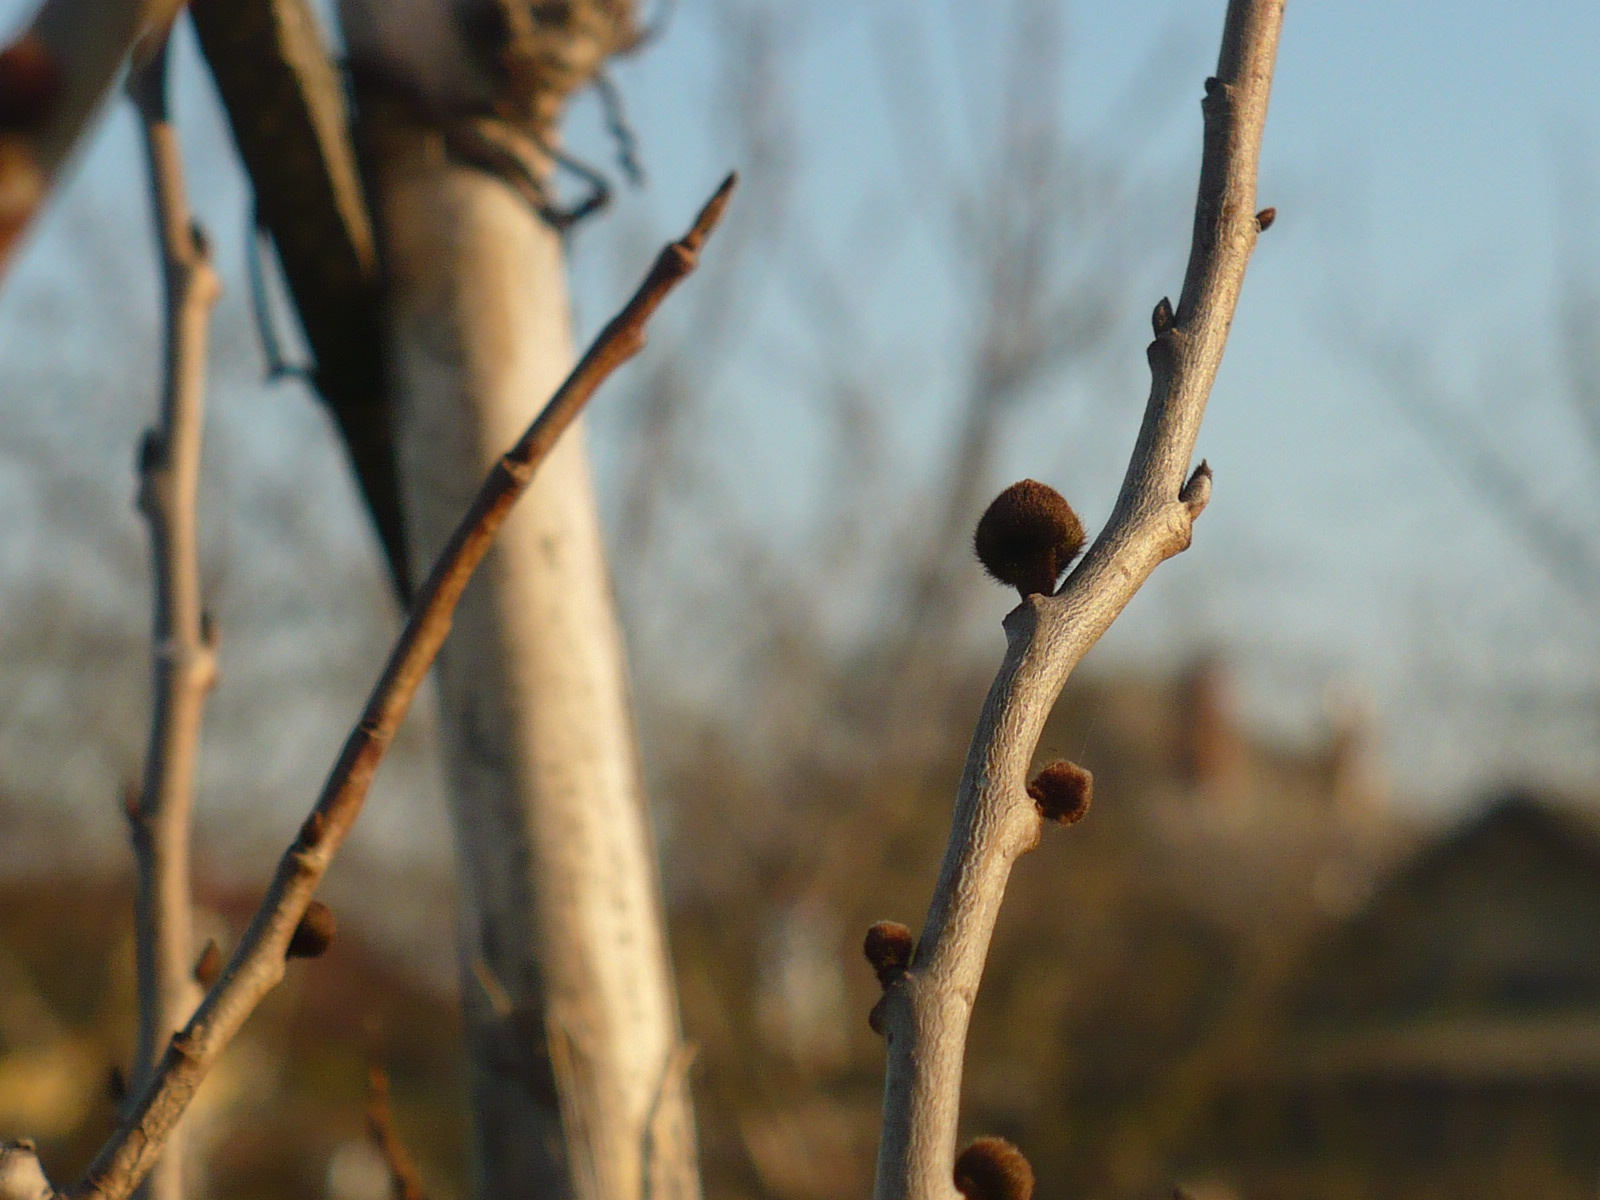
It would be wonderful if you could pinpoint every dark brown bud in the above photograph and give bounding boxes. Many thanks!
[287,900,336,959]
[1255,206,1276,232]
[974,480,1086,600]
[954,1137,1034,1200]
[193,938,222,988]
[863,921,915,985]
[0,37,60,132]
[1027,761,1093,825]
[299,810,326,848]
[1152,296,1174,335]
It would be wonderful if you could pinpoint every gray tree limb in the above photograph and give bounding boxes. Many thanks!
[869,4,1284,1199]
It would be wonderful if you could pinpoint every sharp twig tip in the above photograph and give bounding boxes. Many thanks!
[684,173,738,251]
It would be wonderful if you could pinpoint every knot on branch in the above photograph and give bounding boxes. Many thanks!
[1026,761,1093,826]
[954,1137,1034,1200]
[287,900,337,960]
[974,480,1086,601]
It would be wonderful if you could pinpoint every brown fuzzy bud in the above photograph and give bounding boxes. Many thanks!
[1152,296,1174,335]
[954,1137,1034,1200]
[1255,207,1276,232]
[193,938,222,988]
[1027,761,1093,825]
[974,480,1086,600]
[287,900,336,959]
[0,37,59,132]
[863,921,915,985]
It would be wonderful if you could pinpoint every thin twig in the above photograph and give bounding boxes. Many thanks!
[869,5,1282,1200]
[48,173,735,1200]
[124,36,219,1200]
[365,1067,428,1200]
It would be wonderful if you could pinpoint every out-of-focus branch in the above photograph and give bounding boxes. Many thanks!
[869,4,1282,1199]
[28,175,732,1200]
[123,38,218,1200]
[187,0,410,595]
[365,1067,429,1200]
[0,0,187,272]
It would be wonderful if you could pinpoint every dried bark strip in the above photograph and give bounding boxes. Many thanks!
[870,5,1284,1199]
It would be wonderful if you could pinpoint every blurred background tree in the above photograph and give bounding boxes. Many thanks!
[1,1,1598,1199]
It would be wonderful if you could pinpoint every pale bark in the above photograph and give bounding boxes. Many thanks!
[9,182,727,1200]
[357,102,702,1200]
[870,3,1285,1199]
[125,40,218,1200]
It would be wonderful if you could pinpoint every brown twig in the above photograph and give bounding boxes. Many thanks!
[46,173,735,1200]
[869,4,1282,1200]
[123,36,218,1200]
[365,1067,428,1200]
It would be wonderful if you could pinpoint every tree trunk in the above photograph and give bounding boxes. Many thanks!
[350,83,701,1200]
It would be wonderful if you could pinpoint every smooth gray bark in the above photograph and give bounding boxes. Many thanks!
[353,94,701,1200]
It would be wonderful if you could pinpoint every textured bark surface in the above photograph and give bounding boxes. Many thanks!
[358,105,700,1200]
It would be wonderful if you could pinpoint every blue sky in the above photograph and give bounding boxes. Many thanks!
[0,0,1597,832]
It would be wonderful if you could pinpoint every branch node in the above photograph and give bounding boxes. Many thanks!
[298,810,326,849]
[192,939,222,989]
[1180,459,1213,516]
[1151,296,1174,336]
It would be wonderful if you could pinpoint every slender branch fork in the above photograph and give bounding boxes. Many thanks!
[870,4,1284,1200]
[0,173,734,1200]
[125,35,219,1200]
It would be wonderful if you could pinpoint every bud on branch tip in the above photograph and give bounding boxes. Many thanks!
[974,480,1086,600]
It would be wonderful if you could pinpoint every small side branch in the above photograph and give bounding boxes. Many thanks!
[870,5,1283,1200]
[56,173,734,1200]
[365,1067,428,1200]
[124,37,219,1200]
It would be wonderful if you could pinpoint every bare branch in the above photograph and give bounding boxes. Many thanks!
[55,175,734,1200]
[869,5,1283,1199]
[0,0,188,273]
[123,37,219,1200]
[365,1067,429,1200]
